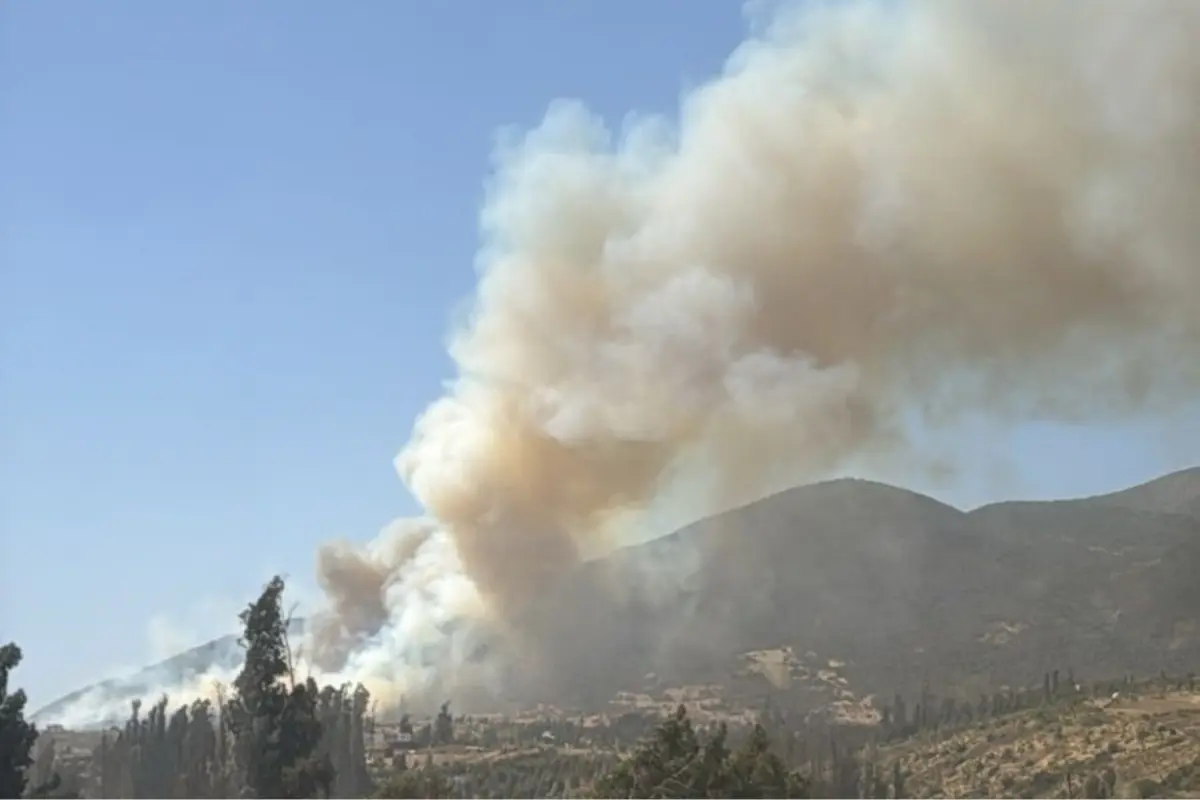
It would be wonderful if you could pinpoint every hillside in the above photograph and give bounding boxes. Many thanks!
[31,618,307,727]
[1085,466,1200,518]
[876,687,1200,798]
[35,468,1200,726]
[509,469,1200,711]
[39,666,1200,798]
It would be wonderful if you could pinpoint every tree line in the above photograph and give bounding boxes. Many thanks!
[3,575,813,799]
[5,574,1197,798]
[362,665,1200,798]
[2,576,375,798]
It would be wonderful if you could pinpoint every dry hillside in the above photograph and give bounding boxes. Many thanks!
[876,687,1200,798]
[35,468,1200,726]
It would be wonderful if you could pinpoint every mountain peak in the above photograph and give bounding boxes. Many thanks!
[1090,466,1200,516]
[35,466,1200,729]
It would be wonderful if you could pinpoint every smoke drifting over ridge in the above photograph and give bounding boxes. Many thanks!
[304,0,1200,707]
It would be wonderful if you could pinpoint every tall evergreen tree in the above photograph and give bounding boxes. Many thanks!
[0,642,39,799]
[225,575,332,798]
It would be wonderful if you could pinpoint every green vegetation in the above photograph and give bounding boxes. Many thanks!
[1,643,41,798]
[2,575,837,798]
[5,576,375,798]
[587,706,809,798]
[358,673,1200,799]
[9,573,1200,797]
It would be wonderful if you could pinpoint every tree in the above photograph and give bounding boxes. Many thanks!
[278,679,335,798]
[591,704,808,798]
[721,723,801,798]
[225,576,331,798]
[69,575,378,798]
[433,702,454,746]
[0,642,39,799]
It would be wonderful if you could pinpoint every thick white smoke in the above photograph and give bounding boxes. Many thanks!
[305,0,1200,708]
[43,0,1200,726]
[297,0,1200,709]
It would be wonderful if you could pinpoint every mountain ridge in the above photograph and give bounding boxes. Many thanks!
[35,467,1200,727]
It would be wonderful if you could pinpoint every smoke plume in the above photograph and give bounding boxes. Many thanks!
[310,0,1200,706]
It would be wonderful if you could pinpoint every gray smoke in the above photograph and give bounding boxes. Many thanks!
[299,0,1200,708]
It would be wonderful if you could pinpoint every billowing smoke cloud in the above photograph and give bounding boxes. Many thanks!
[306,0,1200,706]
[45,0,1200,726]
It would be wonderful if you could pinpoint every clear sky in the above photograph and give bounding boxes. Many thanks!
[3,1,1197,711]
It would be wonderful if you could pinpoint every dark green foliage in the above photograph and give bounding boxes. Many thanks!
[314,683,373,797]
[79,680,370,798]
[1,644,79,798]
[0,643,40,799]
[347,665,1200,798]
[90,696,231,798]
[15,576,374,799]
[369,746,619,798]
[590,704,808,798]
[225,576,296,797]
[222,576,343,798]
[277,679,336,799]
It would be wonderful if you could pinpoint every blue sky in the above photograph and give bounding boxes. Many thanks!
[2,0,1197,710]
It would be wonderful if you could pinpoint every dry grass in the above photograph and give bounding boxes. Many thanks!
[878,691,1200,798]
